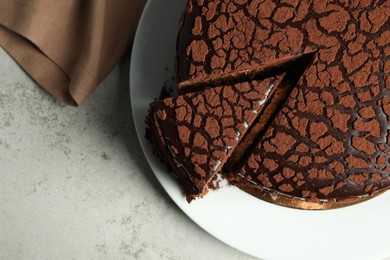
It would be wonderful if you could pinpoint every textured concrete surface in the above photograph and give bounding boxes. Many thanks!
[0,47,256,260]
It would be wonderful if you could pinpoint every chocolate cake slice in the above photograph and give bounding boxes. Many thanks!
[176,0,390,209]
[147,74,284,200]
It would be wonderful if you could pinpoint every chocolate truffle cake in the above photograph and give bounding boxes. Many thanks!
[147,74,284,200]
[175,0,390,208]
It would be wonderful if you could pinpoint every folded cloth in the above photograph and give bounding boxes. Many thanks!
[0,0,146,105]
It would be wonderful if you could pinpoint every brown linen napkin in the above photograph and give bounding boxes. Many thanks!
[0,0,146,105]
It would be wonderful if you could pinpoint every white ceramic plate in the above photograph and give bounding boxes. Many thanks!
[130,1,390,259]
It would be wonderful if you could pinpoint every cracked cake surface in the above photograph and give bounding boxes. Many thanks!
[147,75,284,200]
[176,0,390,208]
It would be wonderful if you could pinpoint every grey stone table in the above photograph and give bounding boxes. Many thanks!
[0,48,255,260]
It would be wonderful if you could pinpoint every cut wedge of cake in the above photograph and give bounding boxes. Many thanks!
[147,74,285,201]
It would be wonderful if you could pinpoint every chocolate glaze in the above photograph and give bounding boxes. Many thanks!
[177,0,390,206]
